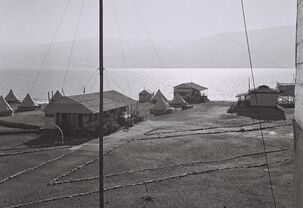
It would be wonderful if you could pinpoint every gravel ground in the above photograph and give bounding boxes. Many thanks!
[0,101,294,207]
[104,102,294,208]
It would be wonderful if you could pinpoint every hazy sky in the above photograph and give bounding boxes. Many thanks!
[0,0,297,44]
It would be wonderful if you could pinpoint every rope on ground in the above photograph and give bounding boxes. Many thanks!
[104,158,292,192]
[5,190,99,208]
[47,176,99,186]
[48,148,288,186]
[0,150,77,185]
[0,146,71,158]
[48,157,98,186]
[104,148,288,178]
[144,120,274,136]
[139,123,291,141]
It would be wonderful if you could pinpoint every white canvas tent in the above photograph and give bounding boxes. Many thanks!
[0,96,13,116]
[151,89,167,103]
[17,93,39,111]
[50,90,63,103]
[150,97,173,115]
[5,89,19,103]
[170,93,187,108]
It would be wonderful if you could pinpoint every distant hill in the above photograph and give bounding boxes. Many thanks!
[0,25,295,69]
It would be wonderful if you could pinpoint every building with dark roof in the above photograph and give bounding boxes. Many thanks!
[174,82,208,103]
[236,85,278,107]
[44,90,138,135]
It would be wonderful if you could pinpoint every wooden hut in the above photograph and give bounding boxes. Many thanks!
[44,90,138,135]
[174,82,208,103]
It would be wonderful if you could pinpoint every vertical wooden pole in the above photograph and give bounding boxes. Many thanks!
[99,0,104,207]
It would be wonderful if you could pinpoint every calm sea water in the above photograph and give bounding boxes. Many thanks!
[0,68,295,103]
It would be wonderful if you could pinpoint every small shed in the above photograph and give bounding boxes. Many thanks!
[237,85,277,107]
[174,82,208,103]
[250,85,277,107]
[139,89,154,103]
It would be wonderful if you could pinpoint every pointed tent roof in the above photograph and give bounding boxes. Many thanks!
[50,90,63,103]
[19,94,38,108]
[171,93,187,106]
[152,89,167,102]
[152,97,171,111]
[5,89,19,102]
[0,96,13,113]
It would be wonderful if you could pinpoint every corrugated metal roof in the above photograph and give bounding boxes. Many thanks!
[45,90,137,114]
[174,82,208,91]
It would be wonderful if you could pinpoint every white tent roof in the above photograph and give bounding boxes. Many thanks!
[0,96,13,113]
[5,89,19,102]
[171,93,187,105]
[153,89,167,102]
[19,94,38,108]
[152,97,171,111]
[50,90,63,103]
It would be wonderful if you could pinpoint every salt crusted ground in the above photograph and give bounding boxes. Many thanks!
[0,101,294,208]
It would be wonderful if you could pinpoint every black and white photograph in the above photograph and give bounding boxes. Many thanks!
[0,0,302,207]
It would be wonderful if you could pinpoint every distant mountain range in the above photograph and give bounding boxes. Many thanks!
[0,25,295,69]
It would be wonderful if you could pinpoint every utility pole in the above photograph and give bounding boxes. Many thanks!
[99,0,104,207]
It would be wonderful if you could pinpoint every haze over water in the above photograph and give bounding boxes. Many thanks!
[0,68,295,103]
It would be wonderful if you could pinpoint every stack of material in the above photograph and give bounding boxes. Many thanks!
[0,96,13,116]
[170,93,187,108]
[17,94,39,112]
[151,89,167,104]
[150,97,173,116]
[5,89,19,103]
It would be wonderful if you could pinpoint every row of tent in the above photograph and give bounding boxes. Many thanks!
[150,89,188,115]
[0,90,39,117]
